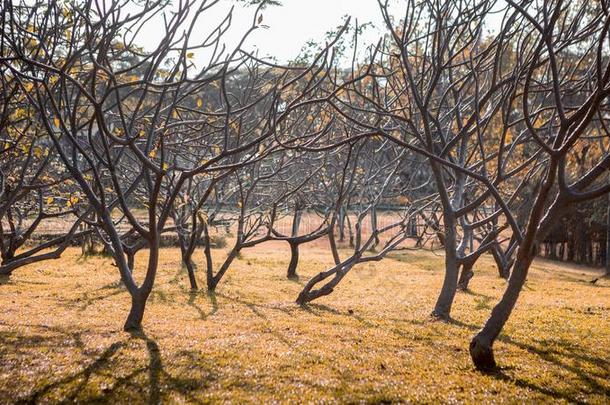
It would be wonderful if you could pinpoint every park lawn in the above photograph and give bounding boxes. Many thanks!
[0,243,608,404]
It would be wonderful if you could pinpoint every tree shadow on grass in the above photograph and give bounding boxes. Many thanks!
[297,300,609,402]
[448,318,610,402]
[0,274,11,286]
[57,288,126,312]
[187,289,218,320]
[1,325,215,404]
[484,368,589,405]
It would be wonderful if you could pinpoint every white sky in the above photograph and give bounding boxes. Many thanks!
[128,0,505,66]
[237,0,390,61]
[128,0,398,65]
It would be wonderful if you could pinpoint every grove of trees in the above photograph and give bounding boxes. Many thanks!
[1,0,609,371]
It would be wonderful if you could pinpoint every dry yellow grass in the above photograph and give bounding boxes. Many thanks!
[0,243,609,404]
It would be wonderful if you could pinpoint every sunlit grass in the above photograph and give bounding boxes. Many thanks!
[0,244,608,403]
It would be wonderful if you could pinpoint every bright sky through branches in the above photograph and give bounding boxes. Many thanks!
[132,0,505,66]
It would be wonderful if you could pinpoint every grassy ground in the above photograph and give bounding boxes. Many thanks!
[0,243,608,404]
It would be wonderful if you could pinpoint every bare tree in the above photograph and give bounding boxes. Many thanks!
[470,0,610,369]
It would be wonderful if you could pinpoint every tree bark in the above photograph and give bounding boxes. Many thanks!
[177,230,198,290]
[370,207,379,249]
[470,255,531,370]
[457,262,474,291]
[606,192,610,275]
[287,241,299,279]
[338,207,346,242]
[470,163,561,370]
[127,251,135,274]
[184,258,198,290]
[432,213,458,320]
[124,293,148,331]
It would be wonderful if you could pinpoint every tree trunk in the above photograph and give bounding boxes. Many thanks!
[470,255,531,370]
[606,192,610,275]
[457,262,474,291]
[124,293,147,331]
[127,251,135,274]
[177,229,198,290]
[338,208,346,242]
[296,258,357,305]
[287,241,299,279]
[470,163,561,370]
[184,258,198,290]
[291,207,302,237]
[432,214,458,320]
[328,218,341,265]
[207,248,238,291]
[346,214,354,247]
[491,245,510,279]
[370,207,379,249]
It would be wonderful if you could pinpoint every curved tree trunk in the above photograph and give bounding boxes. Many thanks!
[296,259,357,305]
[124,292,148,331]
[469,255,531,369]
[177,230,198,290]
[328,217,341,265]
[491,244,512,279]
[470,164,560,370]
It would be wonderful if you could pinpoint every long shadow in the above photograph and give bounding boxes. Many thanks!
[214,292,295,317]
[2,323,213,404]
[128,330,213,405]
[187,290,218,320]
[58,288,126,312]
[304,303,424,341]
[448,318,610,400]
[299,300,609,401]
[14,338,125,404]
[127,330,161,405]
[0,275,47,286]
[487,368,588,404]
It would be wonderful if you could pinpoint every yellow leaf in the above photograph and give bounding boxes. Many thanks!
[162,163,169,170]
[196,98,203,108]
[53,118,60,128]
[187,52,194,59]
[149,149,157,158]
[46,197,54,205]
